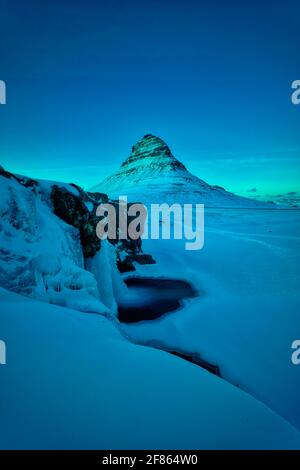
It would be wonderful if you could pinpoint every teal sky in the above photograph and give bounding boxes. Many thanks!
[1,0,300,205]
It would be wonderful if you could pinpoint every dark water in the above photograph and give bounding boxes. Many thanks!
[118,276,221,377]
[118,277,197,323]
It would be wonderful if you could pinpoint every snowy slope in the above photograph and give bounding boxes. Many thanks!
[91,134,274,208]
[1,287,300,450]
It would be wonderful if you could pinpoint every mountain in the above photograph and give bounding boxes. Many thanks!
[90,134,274,208]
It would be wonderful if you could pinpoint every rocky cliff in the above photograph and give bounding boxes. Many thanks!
[0,167,153,315]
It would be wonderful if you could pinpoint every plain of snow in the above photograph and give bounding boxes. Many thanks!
[120,208,300,431]
[1,171,300,449]
[1,287,300,449]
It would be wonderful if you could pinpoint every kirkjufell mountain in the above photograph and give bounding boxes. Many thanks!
[91,134,273,207]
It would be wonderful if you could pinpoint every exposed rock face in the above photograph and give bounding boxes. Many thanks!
[50,184,154,267]
[121,134,186,172]
[102,199,155,272]
[50,182,156,265]
[91,134,273,208]
[50,185,101,259]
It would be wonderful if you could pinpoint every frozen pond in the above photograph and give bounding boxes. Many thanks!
[118,277,197,323]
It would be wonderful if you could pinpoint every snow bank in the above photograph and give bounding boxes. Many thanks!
[85,240,127,314]
[0,175,123,315]
[1,288,300,449]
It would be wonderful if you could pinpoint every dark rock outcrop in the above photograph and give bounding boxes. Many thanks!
[50,185,101,258]
[50,184,155,266]
[0,165,38,190]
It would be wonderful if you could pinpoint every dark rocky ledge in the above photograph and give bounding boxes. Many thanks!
[50,185,101,258]
[50,184,155,268]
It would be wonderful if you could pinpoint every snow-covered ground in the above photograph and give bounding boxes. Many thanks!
[120,208,300,431]
[1,169,300,449]
[1,287,300,449]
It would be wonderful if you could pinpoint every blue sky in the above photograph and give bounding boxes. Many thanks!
[0,0,299,203]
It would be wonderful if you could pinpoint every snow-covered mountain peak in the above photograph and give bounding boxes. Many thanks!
[91,135,275,208]
[120,134,187,173]
[130,134,172,159]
